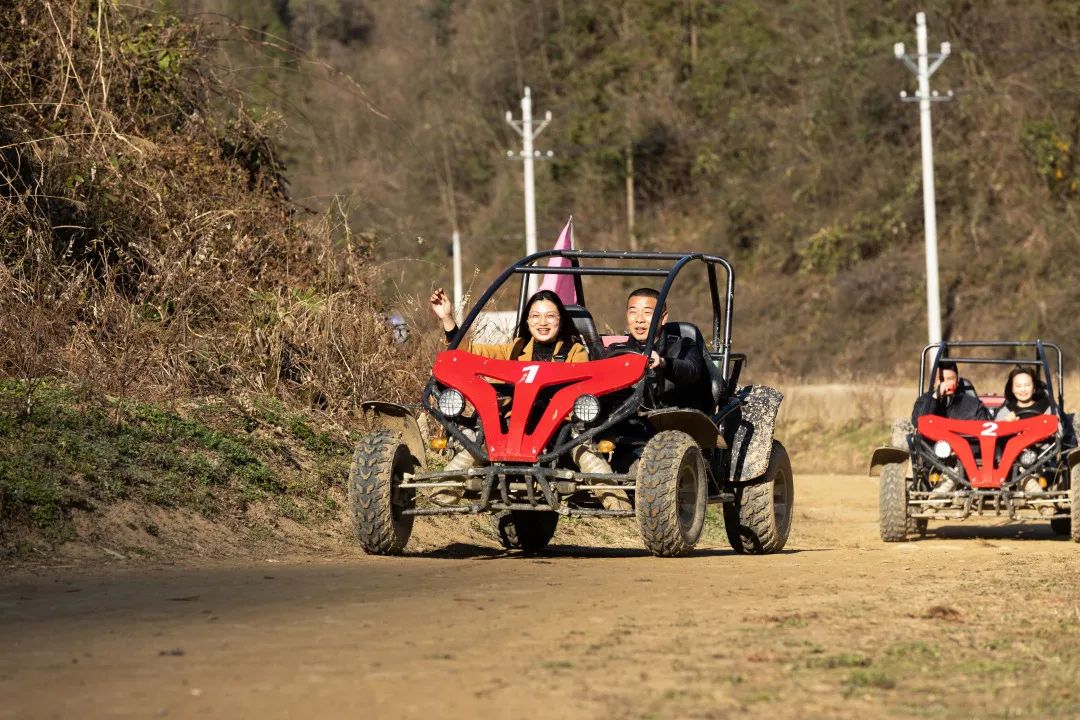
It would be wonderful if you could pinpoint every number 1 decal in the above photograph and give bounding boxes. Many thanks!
[980,422,998,437]
[520,365,540,384]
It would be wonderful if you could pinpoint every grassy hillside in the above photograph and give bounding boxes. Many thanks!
[0,380,353,554]
[0,0,434,551]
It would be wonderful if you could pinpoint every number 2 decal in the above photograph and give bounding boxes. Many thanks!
[980,422,998,437]
[520,365,540,384]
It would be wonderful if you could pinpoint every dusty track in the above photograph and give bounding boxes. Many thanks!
[3,475,1078,719]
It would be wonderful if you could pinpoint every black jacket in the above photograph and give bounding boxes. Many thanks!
[911,389,990,426]
[608,333,708,409]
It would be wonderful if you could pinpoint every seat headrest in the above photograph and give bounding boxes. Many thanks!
[661,321,705,349]
[564,304,601,355]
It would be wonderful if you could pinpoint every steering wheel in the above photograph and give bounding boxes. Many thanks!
[602,348,645,359]
[602,348,665,406]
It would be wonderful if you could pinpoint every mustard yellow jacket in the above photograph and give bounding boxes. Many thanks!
[460,337,589,363]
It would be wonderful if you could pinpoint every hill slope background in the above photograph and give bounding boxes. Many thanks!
[174,0,1080,377]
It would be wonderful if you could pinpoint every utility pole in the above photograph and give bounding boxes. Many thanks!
[895,12,952,345]
[625,144,636,250]
[452,229,463,324]
[506,87,553,294]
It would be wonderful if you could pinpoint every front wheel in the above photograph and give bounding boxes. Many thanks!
[636,431,707,557]
[723,440,793,554]
[879,463,909,542]
[349,430,417,555]
[493,510,559,553]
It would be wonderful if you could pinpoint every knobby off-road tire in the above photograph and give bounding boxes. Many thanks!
[492,510,559,553]
[636,430,707,557]
[879,462,909,542]
[349,430,417,555]
[723,440,794,554]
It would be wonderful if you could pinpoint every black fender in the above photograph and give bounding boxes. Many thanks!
[1066,446,1080,471]
[360,401,427,469]
[643,408,722,451]
[869,447,909,477]
[725,385,783,482]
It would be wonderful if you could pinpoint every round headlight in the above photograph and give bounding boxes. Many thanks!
[1019,449,1037,467]
[436,388,465,417]
[933,440,953,459]
[572,394,601,423]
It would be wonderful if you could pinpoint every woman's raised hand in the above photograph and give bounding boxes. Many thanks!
[430,288,453,319]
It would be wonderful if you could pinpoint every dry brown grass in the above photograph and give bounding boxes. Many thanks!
[0,1,434,421]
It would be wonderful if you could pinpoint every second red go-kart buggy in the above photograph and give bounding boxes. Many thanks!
[871,340,1079,542]
[349,250,794,557]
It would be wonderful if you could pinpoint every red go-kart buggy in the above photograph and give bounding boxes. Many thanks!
[871,341,1079,542]
[350,250,793,557]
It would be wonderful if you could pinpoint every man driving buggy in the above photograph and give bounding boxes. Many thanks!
[911,360,991,425]
[607,288,708,409]
[911,360,990,497]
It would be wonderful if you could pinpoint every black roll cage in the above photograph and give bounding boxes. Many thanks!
[449,249,738,381]
[920,340,1066,419]
[426,250,742,464]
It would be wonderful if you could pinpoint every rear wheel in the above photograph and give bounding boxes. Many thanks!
[1050,517,1071,535]
[493,510,559,553]
[349,430,417,555]
[636,431,707,557]
[879,463,909,542]
[723,440,794,554]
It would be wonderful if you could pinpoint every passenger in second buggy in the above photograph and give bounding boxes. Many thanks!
[997,366,1054,498]
[996,365,1051,421]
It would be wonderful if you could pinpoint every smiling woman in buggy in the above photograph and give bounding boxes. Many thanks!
[426,288,629,508]
[996,365,1051,422]
[429,288,588,362]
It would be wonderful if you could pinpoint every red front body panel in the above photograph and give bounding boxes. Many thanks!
[917,415,1058,488]
[432,350,648,462]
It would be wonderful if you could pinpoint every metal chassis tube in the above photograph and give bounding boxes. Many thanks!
[399,465,637,517]
[909,489,1069,520]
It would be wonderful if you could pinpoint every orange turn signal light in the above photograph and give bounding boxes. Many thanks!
[429,437,447,450]
[595,440,615,453]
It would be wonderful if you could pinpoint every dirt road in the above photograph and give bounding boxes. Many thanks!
[3,475,1078,720]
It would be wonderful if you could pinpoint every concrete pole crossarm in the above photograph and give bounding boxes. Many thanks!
[505,86,554,296]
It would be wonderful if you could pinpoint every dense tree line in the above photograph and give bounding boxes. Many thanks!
[170,1,1080,374]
